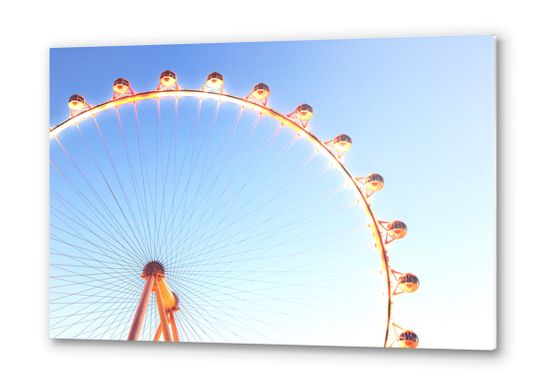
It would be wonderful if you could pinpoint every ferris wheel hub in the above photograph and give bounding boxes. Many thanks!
[142,260,165,276]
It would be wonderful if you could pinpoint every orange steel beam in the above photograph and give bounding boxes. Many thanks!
[153,324,163,342]
[128,274,155,341]
[156,278,176,310]
[128,264,178,341]
[169,310,180,342]
[154,279,173,342]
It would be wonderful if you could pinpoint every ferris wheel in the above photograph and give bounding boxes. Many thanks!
[49,70,419,348]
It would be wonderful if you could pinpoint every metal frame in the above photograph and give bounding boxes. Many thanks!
[128,268,179,342]
[354,176,382,199]
[50,88,406,347]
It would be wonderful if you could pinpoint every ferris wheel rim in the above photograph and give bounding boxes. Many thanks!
[50,87,394,347]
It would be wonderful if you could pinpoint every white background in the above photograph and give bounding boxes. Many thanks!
[1,1,538,382]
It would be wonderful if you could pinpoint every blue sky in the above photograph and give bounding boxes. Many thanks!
[50,35,494,349]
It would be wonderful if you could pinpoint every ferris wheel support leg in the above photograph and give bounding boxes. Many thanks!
[169,310,180,342]
[154,280,173,342]
[153,323,163,342]
[127,274,156,341]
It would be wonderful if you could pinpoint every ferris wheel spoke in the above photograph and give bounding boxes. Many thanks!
[50,287,144,339]
[50,193,142,266]
[202,237,376,283]
[173,277,304,343]
[163,106,245,266]
[50,156,147,264]
[50,288,138,336]
[188,101,222,191]
[169,122,288,272]
[133,102,161,258]
[168,129,309,269]
[172,112,263,265]
[169,270,328,318]
[50,269,140,291]
[50,305,135,322]
[158,101,209,261]
[50,256,142,280]
[170,275,325,344]
[51,272,141,287]
[169,262,379,298]
[183,156,329,257]
[69,124,150,260]
[49,261,140,285]
[138,298,159,341]
[169,280,241,343]
[85,118,152,261]
[85,284,149,340]
[160,100,221,268]
[154,98,180,263]
[174,99,204,234]
[170,166,340,277]
[182,128,308,250]
[50,274,142,309]
[53,305,136,339]
[51,161,134,258]
[158,99,205,265]
[50,246,140,281]
[173,120,293,261]
[50,223,142,274]
[50,207,145,270]
[79,306,135,340]
[50,255,143,299]
[113,108,155,259]
[153,99,166,260]
[171,239,374,274]
[173,309,205,342]
[50,213,128,263]
[178,299,243,343]
[161,98,179,191]
[172,311,193,342]
[50,306,132,334]
[177,202,364,293]
[167,205,348,283]
[174,286,234,343]
[164,101,223,264]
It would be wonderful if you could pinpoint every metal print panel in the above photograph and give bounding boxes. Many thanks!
[49,35,495,350]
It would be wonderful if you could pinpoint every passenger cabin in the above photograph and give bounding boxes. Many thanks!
[206,72,224,89]
[397,330,419,348]
[365,173,384,192]
[252,83,270,100]
[159,70,177,88]
[333,134,352,152]
[68,94,86,111]
[295,104,313,121]
[387,220,407,239]
[398,273,419,293]
[113,78,131,95]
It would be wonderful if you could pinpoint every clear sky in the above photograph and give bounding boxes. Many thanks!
[50,35,495,349]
